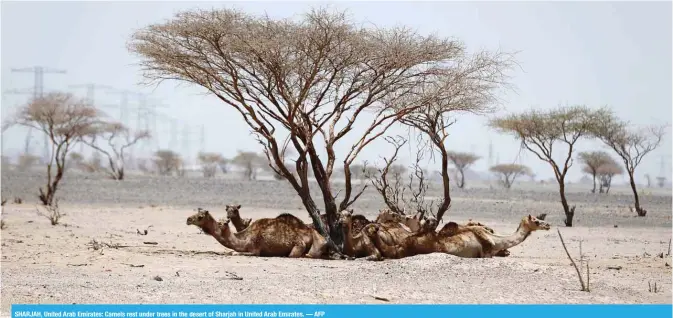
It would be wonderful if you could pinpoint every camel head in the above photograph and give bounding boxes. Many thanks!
[523,214,551,231]
[376,208,402,223]
[187,208,215,227]
[419,216,439,232]
[336,208,355,226]
[217,217,231,229]
[225,204,242,219]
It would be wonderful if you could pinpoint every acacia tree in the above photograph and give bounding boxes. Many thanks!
[231,151,265,180]
[578,151,614,193]
[447,151,480,189]
[82,122,150,180]
[490,106,603,227]
[592,115,667,216]
[153,150,182,176]
[8,92,100,205]
[489,163,530,189]
[129,7,464,251]
[597,161,622,194]
[198,152,225,178]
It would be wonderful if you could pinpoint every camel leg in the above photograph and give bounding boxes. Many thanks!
[227,251,257,257]
[288,245,306,258]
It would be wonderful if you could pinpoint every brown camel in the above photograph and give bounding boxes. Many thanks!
[226,205,372,235]
[439,220,511,257]
[375,209,423,232]
[337,209,382,261]
[365,215,550,259]
[225,204,251,232]
[186,208,329,258]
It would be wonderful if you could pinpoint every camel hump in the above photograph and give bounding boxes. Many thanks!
[275,213,307,227]
[438,222,460,236]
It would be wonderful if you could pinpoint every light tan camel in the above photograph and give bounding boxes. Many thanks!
[439,220,511,257]
[337,209,382,261]
[225,204,251,232]
[365,215,550,259]
[375,209,423,232]
[186,208,329,258]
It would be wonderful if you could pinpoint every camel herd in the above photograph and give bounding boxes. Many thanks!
[186,205,551,261]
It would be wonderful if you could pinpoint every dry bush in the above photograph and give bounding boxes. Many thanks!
[597,161,623,194]
[592,113,667,217]
[129,7,477,252]
[446,151,480,189]
[0,220,6,230]
[578,151,615,194]
[369,136,437,219]
[489,163,531,189]
[82,121,150,180]
[1,198,6,206]
[13,197,22,204]
[231,151,265,180]
[6,92,100,206]
[36,199,65,226]
[153,150,182,176]
[197,152,224,178]
[17,153,40,172]
[490,106,604,227]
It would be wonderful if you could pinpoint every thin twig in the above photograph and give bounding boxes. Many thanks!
[557,229,588,291]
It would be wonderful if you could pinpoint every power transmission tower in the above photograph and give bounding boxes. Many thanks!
[7,66,67,162]
[69,83,115,154]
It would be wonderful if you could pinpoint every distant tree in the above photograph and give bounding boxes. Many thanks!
[446,151,480,189]
[217,157,230,174]
[578,151,614,193]
[7,92,100,205]
[597,161,623,194]
[490,105,603,227]
[231,151,265,180]
[82,122,150,180]
[153,150,182,176]
[592,113,667,216]
[197,152,224,178]
[489,163,531,189]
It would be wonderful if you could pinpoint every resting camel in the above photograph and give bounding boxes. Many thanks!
[439,220,512,257]
[186,208,330,259]
[365,215,551,259]
[225,204,372,234]
[337,209,382,261]
[375,209,423,232]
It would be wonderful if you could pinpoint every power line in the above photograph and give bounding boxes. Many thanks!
[7,66,67,161]
[69,83,115,154]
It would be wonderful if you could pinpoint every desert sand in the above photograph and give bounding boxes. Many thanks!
[1,169,671,313]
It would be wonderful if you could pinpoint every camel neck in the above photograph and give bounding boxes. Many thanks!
[342,221,354,252]
[205,221,246,251]
[494,221,531,250]
[230,216,246,231]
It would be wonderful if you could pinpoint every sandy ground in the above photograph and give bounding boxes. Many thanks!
[1,169,672,311]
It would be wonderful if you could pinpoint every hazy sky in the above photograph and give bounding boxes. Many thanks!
[1,1,671,183]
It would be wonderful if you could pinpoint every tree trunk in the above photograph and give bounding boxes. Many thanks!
[558,181,574,227]
[628,171,645,216]
[591,174,596,193]
[457,169,465,189]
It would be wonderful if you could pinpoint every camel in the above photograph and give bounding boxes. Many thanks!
[375,209,423,232]
[225,204,372,235]
[186,208,330,258]
[439,220,511,257]
[337,209,382,261]
[225,204,251,232]
[365,215,551,259]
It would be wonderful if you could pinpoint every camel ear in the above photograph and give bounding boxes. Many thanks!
[528,214,533,220]
[236,205,241,209]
